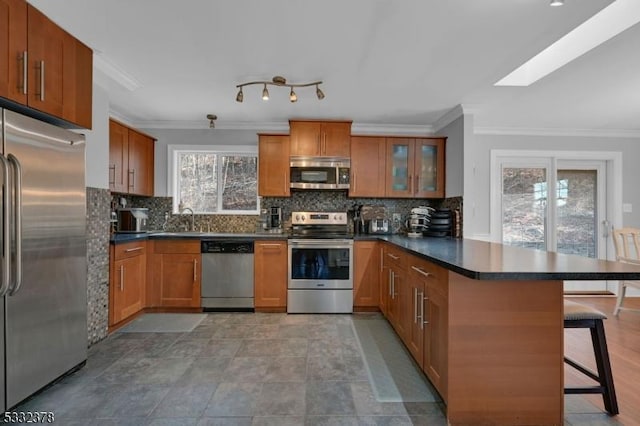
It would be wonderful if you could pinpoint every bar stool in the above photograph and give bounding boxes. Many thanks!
[564,299,618,415]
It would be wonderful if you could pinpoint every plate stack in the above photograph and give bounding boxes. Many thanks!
[423,209,452,237]
[406,206,434,237]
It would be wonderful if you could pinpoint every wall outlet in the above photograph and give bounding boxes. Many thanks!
[393,213,401,223]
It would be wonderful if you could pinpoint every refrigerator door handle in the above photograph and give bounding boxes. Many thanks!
[7,154,23,295]
[0,154,11,296]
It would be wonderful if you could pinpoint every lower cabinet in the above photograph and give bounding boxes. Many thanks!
[254,240,288,310]
[148,240,201,307]
[109,241,146,326]
[354,241,380,309]
[380,243,449,402]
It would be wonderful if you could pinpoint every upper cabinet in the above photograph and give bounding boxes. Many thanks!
[289,120,351,157]
[258,134,290,197]
[0,1,92,128]
[385,137,446,198]
[109,119,155,196]
[350,136,386,197]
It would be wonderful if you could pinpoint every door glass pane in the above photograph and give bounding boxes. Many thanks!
[556,170,597,258]
[502,167,547,250]
[419,144,437,192]
[391,145,409,191]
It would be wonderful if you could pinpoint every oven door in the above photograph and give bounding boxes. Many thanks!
[288,239,353,289]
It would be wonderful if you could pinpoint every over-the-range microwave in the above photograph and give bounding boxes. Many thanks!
[290,157,350,190]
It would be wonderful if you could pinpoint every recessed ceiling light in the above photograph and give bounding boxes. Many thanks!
[495,0,640,86]
[550,0,564,6]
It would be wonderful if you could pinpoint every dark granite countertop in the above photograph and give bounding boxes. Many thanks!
[378,235,640,281]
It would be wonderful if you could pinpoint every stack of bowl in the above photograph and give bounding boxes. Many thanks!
[423,209,452,237]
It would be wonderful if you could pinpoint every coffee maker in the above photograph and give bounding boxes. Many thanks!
[269,207,282,231]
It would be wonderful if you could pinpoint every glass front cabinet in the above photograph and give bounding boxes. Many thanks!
[385,137,445,198]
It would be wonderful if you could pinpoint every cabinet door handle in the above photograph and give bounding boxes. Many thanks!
[19,51,28,94]
[420,291,426,329]
[109,165,116,185]
[128,169,135,188]
[408,174,413,193]
[351,173,356,192]
[411,265,431,278]
[388,270,393,297]
[37,60,45,101]
[120,265,124,291]
[391,270,396,299]
[387,253,399,260]
[193,259,198,282]
[317,134,321,155]
[260,243,282,248]
[414,287,418,324]
[284,172,288,194]
[423,294,429,327]
[415,175,419,194]
[124,246,144,253]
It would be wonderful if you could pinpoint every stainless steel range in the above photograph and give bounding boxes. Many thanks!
[288,211,353,313]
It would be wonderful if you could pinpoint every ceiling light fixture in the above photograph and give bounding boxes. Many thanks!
[235,75,324,102]
[550,0,564,6]
[206,114,217,128]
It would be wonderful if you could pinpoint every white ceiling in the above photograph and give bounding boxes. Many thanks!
[28,0,640,134]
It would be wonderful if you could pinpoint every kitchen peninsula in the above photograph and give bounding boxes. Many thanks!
[110,232,640,425]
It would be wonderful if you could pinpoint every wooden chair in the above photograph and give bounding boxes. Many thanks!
[611,228,640,316]
[564,300,618,415]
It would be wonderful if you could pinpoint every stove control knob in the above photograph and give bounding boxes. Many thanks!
[335,214,343,221]
[295,214,300,222]
[301,215,306,222]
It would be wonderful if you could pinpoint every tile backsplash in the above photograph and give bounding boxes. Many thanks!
[115,192,462,235]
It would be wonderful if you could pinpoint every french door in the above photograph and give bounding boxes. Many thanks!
[497,157,609,292]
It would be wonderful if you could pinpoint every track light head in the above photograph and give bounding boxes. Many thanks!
[550,0,564,6]
[289,88,297,103]
[235,76,324,102]
[316,85,325,100]
[236,88,243,103]
[206,114,217,128]
[262,84,269,101]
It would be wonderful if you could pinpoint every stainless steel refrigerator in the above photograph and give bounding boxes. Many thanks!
[0,109,87,411]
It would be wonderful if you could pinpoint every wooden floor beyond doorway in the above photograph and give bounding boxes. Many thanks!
[565,296,640,426]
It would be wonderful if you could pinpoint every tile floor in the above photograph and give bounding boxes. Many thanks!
[13,313,623,425]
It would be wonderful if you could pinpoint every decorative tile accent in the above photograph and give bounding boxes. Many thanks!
[87,187,111,346]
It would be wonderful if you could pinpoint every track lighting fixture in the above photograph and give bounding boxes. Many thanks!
[206,114,217,128]
[550,0,564,6]
[235,75,324,102]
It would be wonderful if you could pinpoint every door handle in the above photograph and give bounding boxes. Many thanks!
[37,61,45,101]
[193,259,198,282]
[19,51,28,94]
[420,291,426,329]
[120,265,125,291]
[602,220,611,238]
[411,265,431,278]
[414,287,418,323]
[0,155,11,297]
[8,154,23,295]
[423,294,429,326]
[124,246,144,253]
[109,164,116,186]
[128,169,135,188]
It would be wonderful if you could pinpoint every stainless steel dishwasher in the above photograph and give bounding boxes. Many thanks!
[201,240,254,311]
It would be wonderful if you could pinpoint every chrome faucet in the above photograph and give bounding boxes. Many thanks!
[178,204,195,231]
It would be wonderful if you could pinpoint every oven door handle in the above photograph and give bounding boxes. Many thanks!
[289,239,353,247]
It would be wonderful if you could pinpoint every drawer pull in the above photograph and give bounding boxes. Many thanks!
[387,253,399,260]
[411,265,431,278]
[124,247,144,253]
[260,243,282,247]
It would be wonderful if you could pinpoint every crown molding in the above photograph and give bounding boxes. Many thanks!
[474,126,640,139]
[108,109,135,127]
[432,104,481,133]
[130,120,290,132]
[94,53,142,91]
[351,123,433,136]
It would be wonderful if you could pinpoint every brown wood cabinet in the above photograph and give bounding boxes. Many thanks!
[148,240,201,308]
[109,241,146,326]
[354,241,380,309]
[381,243,407,340]
[258,134,290,197]
[385,137,446,198]
[109,119,155,196]
[349,136,386,197]
[289,120,351,157]
[254,240,288,310]
[406,254,449,399]
[0,0,27,105]
[0,1,92,128]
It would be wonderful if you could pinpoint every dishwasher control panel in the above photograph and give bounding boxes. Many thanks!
[201,240,254,253]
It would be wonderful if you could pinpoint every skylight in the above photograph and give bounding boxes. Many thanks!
[495,0,640,86]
